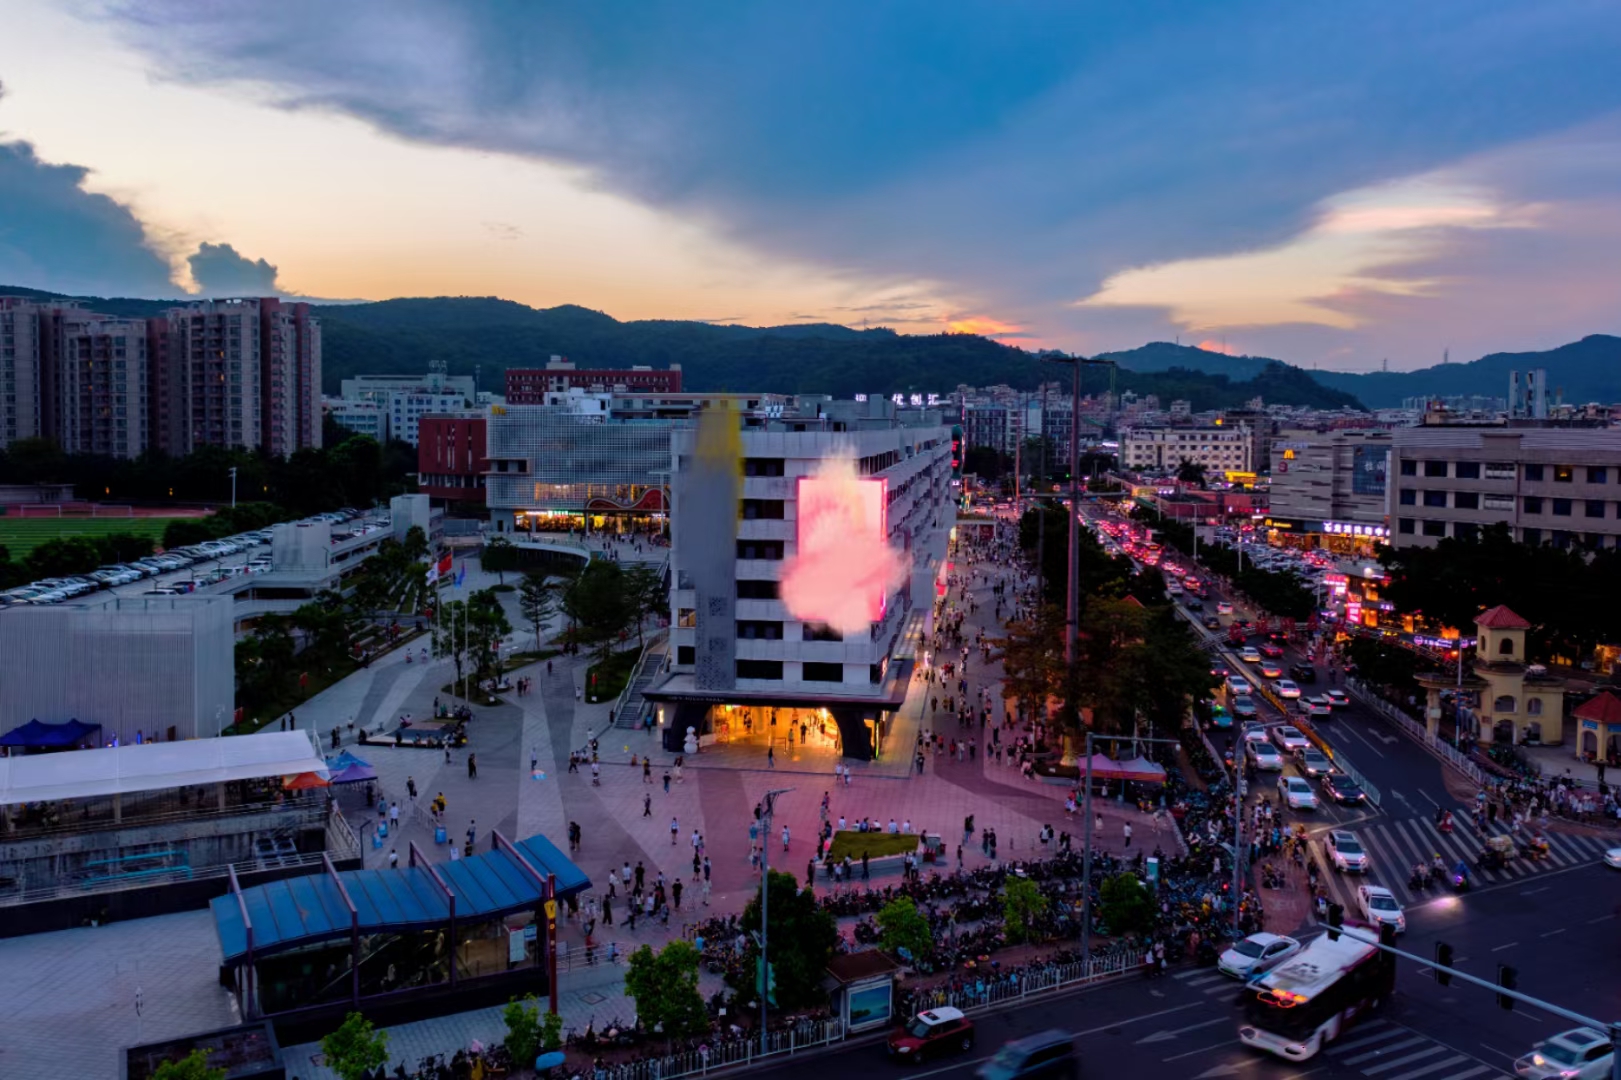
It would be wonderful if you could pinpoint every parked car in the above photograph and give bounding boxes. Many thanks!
[890,1007,975,1062]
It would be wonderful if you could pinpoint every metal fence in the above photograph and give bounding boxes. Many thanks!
[1346,679,1485,786]
[586,947,1139,1080]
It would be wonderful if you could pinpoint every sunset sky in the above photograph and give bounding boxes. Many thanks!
[3,1,1620,371]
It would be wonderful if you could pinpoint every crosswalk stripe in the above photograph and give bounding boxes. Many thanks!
[1380,1056,1469,1080]
[1327,1025,1404,1055]
[1363,1046,1455,1075]
[1342,1035,1429,1064]
[1172,966,1206,980]
[1422,1065,1494,1080]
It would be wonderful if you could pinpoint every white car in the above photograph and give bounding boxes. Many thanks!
[1357,884,1406,933]
[1604,848,1621,870]
[1226,675,1253,697]
[1240,646,1262,663]
[1278,776,1318,810]
[1327,830,1369,873]
[1242,721,1270,745]
[1272,726,1310,753]
[1514,1027,1614,1079]
[1274,678,1301,699]
[1300,696,1332,718]
[1217,601,1235,615]
[1250,742,1285,771]
[1217,932,1302,979]
[1325,689,1350,709]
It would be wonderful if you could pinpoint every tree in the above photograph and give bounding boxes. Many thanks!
[996,606,1065,722]
[732,870,838,1011]
[94,531,156,564]
[623,564,667,651]
[482,535,520,585]
[562,559,637,658]
[500,994,547,1069]
[876,896,933,961]
[25,536,103,578]
[1098,873,1155,935]
[1001,877,1049,944]
[466,587,515,682]
[1174,457,1208,488]
[152,1049,225,1080]
[518,571,562,651]
[320,1012,389,1080]
[624,940,710,1040]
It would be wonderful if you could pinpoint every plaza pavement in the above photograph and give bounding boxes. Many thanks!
[0,534,1172,1079]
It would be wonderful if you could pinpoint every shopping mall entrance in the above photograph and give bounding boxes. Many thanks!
[654,699,894,762]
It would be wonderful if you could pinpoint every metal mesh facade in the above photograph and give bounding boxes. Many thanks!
[486,408,679,513]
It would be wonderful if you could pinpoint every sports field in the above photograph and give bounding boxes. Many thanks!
[0,516,177,558]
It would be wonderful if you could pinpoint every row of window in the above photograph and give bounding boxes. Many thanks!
[672,648,882,684]
[1399,489,1621,519]
[1400,459,1610,483]
[1397,518,1613,549]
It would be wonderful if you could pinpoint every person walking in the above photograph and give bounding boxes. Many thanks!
[406,776,417,800]
[767,745,775,769]
[1124,821,1133,848]
[643,793,652,817]
[388,847,399,869]
[467,753,478,779]
[671,817,679,845]
[781,824,791,851]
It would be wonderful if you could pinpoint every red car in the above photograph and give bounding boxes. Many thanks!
[1259,642,1284,658]
[889,1007,975,1062]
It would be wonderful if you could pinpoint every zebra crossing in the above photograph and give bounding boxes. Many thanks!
[1166,971,1509,1079]
[1310,815,1614,909]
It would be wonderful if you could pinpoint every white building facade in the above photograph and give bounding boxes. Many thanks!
[1120,424,1255,474]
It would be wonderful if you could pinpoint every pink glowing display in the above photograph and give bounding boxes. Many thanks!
[781,461,906,635]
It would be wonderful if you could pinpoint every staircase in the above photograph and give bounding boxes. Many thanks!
[613,635,669,729]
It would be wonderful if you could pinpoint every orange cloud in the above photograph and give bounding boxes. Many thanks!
[946,315,1023,338]
[1196,339,1239,355]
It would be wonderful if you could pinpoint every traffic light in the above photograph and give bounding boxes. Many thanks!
[1434,942,1454,987]
[1496,964,1518,1010]
[1326,903,1344,941]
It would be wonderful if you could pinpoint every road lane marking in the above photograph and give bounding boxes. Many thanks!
[1380,1056,1467,1080]
[1490,942,1518,951]
[1072,1001,1202,1037]
[1360,1046,1451,1074]
[1336,723,1387,759]
[1415,788,1438,807]
[1135,1017,1228,1044]
[1162,1038,1242,1062]
[1540,927,1566,937]
[1342,1036,1427,1064]
[1520,886,1550,896]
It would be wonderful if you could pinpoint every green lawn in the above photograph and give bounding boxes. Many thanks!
[826,831,920,861]
[0,516,180,558]
[585,647,641,703]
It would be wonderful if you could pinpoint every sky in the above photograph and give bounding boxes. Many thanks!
[2,1,1620,372]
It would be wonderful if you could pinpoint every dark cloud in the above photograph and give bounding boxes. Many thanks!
[0,83,176,295]
[187,241,281,294]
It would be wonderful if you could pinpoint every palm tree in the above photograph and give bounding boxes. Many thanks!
[1175,457,1208,488]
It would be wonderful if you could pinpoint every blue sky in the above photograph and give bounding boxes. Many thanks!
[1,0,1619,370]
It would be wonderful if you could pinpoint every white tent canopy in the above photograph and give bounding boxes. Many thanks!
[0,730,328,807]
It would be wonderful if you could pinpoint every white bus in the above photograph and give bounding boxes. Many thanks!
[1238,931,1395,1062]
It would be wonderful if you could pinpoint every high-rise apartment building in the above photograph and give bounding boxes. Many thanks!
[0,297,47,448]
[0,298,147,457]
[1120,424,1255,474]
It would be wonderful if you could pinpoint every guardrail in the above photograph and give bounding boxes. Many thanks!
[1345,678,1486,787]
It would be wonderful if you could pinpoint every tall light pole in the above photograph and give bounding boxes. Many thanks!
[758,786,793,1055]
[228,466,238,509]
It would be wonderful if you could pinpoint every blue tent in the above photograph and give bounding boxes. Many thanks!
[0,718,102,748]
[325,750,371,771]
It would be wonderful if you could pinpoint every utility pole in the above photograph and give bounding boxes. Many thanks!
[757,787,793,1056]
[228,466,237,509]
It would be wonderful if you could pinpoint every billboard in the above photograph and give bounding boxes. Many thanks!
[1352,445,1388,496]
[781,473,899,633]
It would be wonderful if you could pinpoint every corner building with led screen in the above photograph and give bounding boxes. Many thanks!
[651,398,956,760]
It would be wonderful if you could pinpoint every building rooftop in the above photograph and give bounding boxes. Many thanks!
[1474,605,1531,630]
[1572,689,1621,725]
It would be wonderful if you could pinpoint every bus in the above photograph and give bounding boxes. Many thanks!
[1237,931,1395,1062]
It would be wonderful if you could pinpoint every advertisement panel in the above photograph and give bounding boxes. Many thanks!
[1352,445,1389,496]
[791,475,891,628]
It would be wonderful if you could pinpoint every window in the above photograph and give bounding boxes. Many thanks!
[736,659,783,680]
[740,499,784,520]
[736,579,780,600]
[677,608,696,628]
[737,620,783,640]
[1454,522,1478,540]
[1522,527,1542,545]
[802,623,843,642]
[802,662,844,682]
[677,645,695,665]
[1485,462,1515,481]
[743,457,785,477]
[1454,491,1479,510]
[1422,520,1447,537]
[1524,464,1545,482]
[1398,518,1415,534]
[1524,496,1544,514]
[737,540,785,560]
[1587,533,1607,550]
[1423,490,1447,507]
[1399,489,1416,506]
[1423,460,1448,478]
[1554,464,1574,483]
[1552,498,1572,517]
[1400,460,1417,476]
[1585,500,1607,518]
[1453,461,1481,480]
[1494,694,1517,712]
[1588,467,1608,484]
[1483,494,1514,512]
[1553,530,1574,549]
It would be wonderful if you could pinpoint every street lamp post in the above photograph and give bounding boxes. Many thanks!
[758,786,793,1056]
[228,466,237,510]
